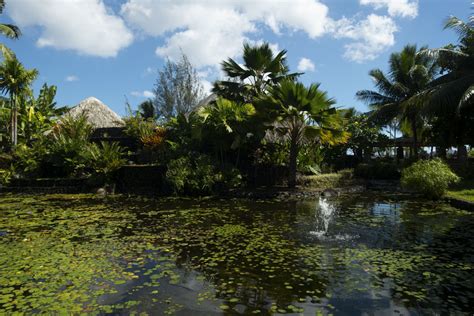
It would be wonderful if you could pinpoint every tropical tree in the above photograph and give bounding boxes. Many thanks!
[19,83,66,143]
[257,80,348,188]
[0,0,21,59]
[213,42,300,102]
[198,97,256,165]
[421,13,474,111]
[153,53,204,121]
[418,12,474,158]
[137,99,156,120]
[0,56,38,146]
[356,44,438,158]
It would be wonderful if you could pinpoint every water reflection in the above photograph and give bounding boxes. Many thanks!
[0,193,473,314]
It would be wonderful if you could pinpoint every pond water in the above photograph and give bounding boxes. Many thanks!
[0,193,473,315]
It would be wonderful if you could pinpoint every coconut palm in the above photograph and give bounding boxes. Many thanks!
[356,44,438,158]
[258,80,348,188]
[420,13,474,113]
[0,56,38,146]
[213,42,300,102]
[0,0,21,59]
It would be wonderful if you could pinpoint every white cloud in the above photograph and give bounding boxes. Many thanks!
[297,57,315,72]
[332,14,398,62]
[65,75,79,82]
[7,0,133,57]
[360,0,418,18]
[121,0,332,68]
[131,90,154,98]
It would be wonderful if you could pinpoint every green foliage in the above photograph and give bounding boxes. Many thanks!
[166,154,217,195]
[357,45,438,157]
[354,160,401,180]
[0,165,13,185]
[447,180,474,202]
[45,115,93,177]
[0,55,39,145]
[12,142,46,177]
[213,42,299,102]
[123,114,157,141]
[256,79,348,187]
[401,158,460,199]
[83,141,126,183]
[298,170,353,189]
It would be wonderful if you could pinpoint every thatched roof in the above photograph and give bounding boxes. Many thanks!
[66,97,125,129]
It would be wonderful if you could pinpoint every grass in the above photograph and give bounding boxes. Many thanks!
[447,180,474,202]
[298,169,354,189]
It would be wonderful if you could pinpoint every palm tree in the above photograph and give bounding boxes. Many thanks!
[0,56,38,146]
[0,0,21,59]
[258,80,348,188]
[418,12,474,159]
[137,99,156,120]
[421,13,474,111]
[213,42,300,102]
[198,97,256,165]
[356,44,438,158]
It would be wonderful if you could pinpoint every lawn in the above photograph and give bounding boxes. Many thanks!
[447,180,474,202]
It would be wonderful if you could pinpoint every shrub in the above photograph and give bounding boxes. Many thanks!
[165,154,217,195]
[401,158,460,199]
[354,161,400,180]
[83,141,126,184]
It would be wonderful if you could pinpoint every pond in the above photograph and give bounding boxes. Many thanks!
[0,192,473,315]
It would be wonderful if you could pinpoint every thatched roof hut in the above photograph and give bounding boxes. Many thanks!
[65,97,125,129]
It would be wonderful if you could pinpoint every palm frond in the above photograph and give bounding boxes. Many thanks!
[459,83,474,109]
[444,16,474,41]
[0,24,21,39]
[356,90,394,105]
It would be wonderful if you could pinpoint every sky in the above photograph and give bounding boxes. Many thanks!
[2,0,470,116]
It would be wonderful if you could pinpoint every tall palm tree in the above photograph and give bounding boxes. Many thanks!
[356,44,438,158]
[418,12,474,159]
[258,80,348,188]
[0,0,21,59]
[420,13,474,112]
[0,56,38,146]
[213,42,300,102]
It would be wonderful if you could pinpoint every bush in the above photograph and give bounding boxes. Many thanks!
[354,160,400,180]
[401,158,460,199]
[165,154,217,195]
[83,141,126,185]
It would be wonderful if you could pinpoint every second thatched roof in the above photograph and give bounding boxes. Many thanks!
[65,97,125,129]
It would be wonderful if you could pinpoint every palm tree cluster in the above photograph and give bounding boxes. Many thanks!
[205,42,347,187]
[357,12,474,159]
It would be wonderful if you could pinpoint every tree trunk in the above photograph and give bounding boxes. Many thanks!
[437,146,447,159]
[288,137,298,188]
[411,120,418,160]
[10,96,17,146]
[457,144,467,162]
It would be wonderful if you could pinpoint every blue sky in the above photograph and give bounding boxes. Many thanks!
[2,0,469,116]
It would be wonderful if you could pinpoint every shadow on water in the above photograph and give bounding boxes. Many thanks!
[0,192,473,314]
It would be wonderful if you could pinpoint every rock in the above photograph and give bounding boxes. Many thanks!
[321,188,339,197]
[96,187,107,197]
